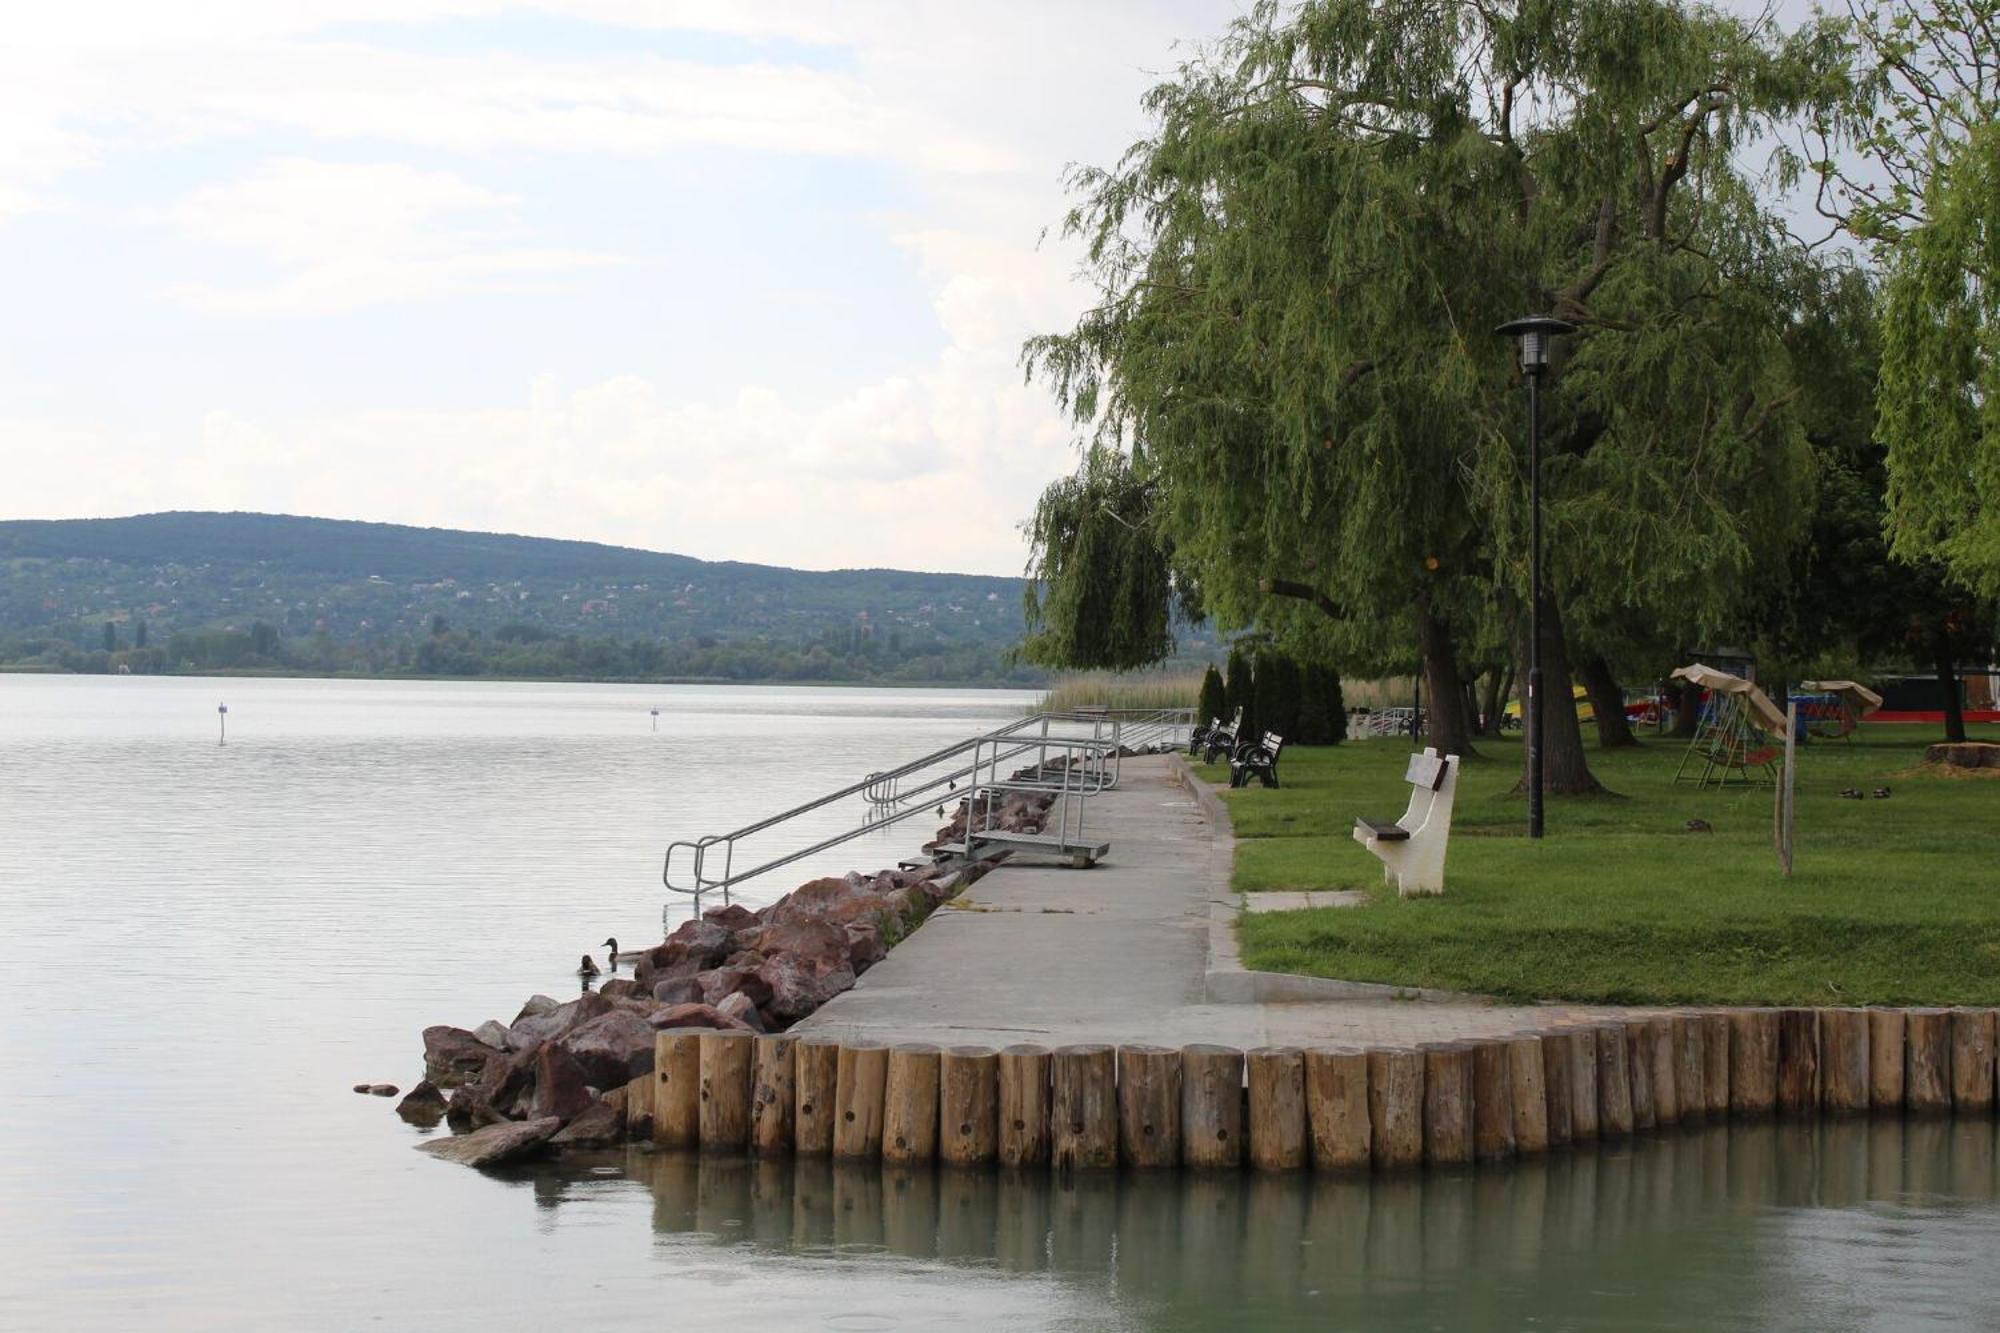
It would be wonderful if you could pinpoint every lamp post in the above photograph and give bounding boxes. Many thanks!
[1495,315,1575,839]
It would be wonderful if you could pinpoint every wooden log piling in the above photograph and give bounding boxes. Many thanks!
[1540,1030,1574,1148]
[1182,1044,1246,1169]
[1625,1024,1656,1131]
[1116,1044,1182,1168]
[1422,1043,1475,1167]
[1699,1011,1731,1117]
[1673,1014,1705,1127]
[749,1034,796,1157]
[1367,1048,1425,1171]
[939,1046,999,1167]
[1949,1009,1996,1115]
[1729,1010,1778,1118]
[882,1043,940,1166]
[1595,1023,1634,1138]
[1905,1009,1953,1115]
[698,1030,754,1152]
[1867,1008,1906,1112]
[654,1029,703,1149]
[793,1036,839,1156]
[1569,1026,1601,1142]
[1819,1008,1870,1115]
[1470,1041,1516,1163]
[1303,1047,1371,1171]
[1050,1044,1117,1171]
[1646,1016,1680,1127]
[1247,1047,1309,1171]
[1508,1035,1550,1155]
[1777,1009,1822,1117]
[833,1041,889,1159]
[997,1044,1051,1167]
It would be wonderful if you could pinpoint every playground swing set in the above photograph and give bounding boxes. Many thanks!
[1668,665,1884,789]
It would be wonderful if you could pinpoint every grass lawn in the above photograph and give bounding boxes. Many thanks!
[1203,724,2000,1005]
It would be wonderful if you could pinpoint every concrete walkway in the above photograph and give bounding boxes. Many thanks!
[796,755,1619,1049]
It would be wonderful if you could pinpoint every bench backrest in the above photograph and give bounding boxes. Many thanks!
[1397,747,1459,833]
[1262,731,1284,753]
[1404,751,1447,791]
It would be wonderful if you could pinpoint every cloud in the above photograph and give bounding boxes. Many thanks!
[156,158,625,314]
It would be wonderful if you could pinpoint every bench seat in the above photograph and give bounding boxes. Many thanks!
[1353,817,1410,842]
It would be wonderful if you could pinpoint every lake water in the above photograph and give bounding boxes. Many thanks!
[2,674,1997,1330]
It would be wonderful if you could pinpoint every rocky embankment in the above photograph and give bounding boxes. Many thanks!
[397,786,1060,1168]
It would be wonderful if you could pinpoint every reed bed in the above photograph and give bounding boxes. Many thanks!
[1035,670,1204,714]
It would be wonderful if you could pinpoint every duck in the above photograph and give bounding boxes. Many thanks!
[577,953,600,978]
[602,936,638,968]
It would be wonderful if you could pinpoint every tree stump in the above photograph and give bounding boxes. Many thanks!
[1116,1045,1182,1168]
[1247,1046,1308,1171]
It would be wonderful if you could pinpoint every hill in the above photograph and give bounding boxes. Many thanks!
[0,512,1042,684]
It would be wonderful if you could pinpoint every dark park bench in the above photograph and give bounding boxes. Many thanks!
[1229,731,1285,789]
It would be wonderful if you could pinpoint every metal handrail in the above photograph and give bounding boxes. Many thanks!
[662,712,1136,907]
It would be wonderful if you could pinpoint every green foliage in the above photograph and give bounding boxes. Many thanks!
[1018,447,1179,670]
[1224,645,1256,739]
[1215,730,2000,1004]
[1295,661,1348,745]
[1197,663,1227,728]
[1254,651,1301,741]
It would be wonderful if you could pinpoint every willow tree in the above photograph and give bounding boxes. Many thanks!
[1023,0,1839,790]
[1814,0,2000,595]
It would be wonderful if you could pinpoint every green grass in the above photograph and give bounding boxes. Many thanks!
[1207,726,2000,1005]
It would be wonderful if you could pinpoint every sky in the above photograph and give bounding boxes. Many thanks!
[0,0,1826,578]
[0,0,1244,576]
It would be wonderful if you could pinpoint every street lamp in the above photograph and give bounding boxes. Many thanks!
[1495,315,1576,839]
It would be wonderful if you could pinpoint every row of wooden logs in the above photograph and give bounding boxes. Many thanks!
[633,1007,1999,1172]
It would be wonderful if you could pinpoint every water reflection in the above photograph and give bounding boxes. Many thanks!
[503,1118,2000,1330]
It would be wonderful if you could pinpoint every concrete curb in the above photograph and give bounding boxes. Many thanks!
[1166,751,1496,1008]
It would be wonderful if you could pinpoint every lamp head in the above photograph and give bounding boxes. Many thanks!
[1495,315,1577,374]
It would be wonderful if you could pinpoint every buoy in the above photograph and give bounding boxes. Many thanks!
[217,702,228,746]
[650,707,660,732]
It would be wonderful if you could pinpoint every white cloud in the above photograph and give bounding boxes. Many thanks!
[157,158,624,314]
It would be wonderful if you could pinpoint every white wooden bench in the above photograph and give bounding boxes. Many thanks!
[1352,747,1460,897]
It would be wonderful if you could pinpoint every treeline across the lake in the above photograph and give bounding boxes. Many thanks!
[0,619,1051,686]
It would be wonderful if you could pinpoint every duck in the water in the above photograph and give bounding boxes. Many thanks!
[578,953,600,978]
[602,937,626,968]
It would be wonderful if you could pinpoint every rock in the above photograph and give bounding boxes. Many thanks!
[649,1002,753,1032]
[716,992,766,1032]
[757,952,857,1024]
[528,1041,596,1123]
[651,976,704,1006]
[723,949,766,970]
[423,1025,500,1089]
[754,918,851,971]
[445,1085,507,1132]
[418,1116,562,1168]
[702,903,760,932]
[513,994,560,1024]
[473,1020,512,1050]
[844,923,887,972]
[473,1046,539,1118]
[598,977,645,1000]
[763,876,887,930]
[508,991,613,1051]
[369,1083,399,1097]
[559,1010,658,1088]
[697,966,774,1009]
[396,1081,448,1127]
[352,1083,371,1094]
[550,1100,625,1148]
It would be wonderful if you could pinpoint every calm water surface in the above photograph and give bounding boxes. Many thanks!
[2,674,1997,1331]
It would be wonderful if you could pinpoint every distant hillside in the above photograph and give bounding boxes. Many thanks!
[0,512,1045,684]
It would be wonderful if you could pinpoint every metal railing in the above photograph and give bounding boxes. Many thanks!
[661,709,1188,911]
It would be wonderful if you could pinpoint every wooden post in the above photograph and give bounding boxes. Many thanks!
[793,1036,840,1156]
[997,1044,1051,1167]
[1540,1030,1574,1148]
[1422,1043,1475,1167]
[749,1034,796,1157]
[1117,1044,1183,1168]
[882,1044,941,1166]
[1777,1009,1821,1117]
[1819,1008,1870,1115]
[1624,1023,1656,1132]
[1906,1009,1953,1115]
[698,1030,754,1152]
[1182,1044,1245,1169]
[833,1041,889,1159]
[1867,1008,1906,1112]
[1247,1046,1308,1171]
[1949,1008,1996,1115]
[1595,1023,1634,1138]
[1568,1026,1600,1142]
[1699,1012,1731,1117]
[939,1046,999,1167]
[1508,1035,1549,1155]
[1646,1016,1680,1127]
[1673,1014,1705,1127]
[1050,1044,1117,1171]
[1470,1041,1516,1164]
[1728,1010,1778,1119]
[1368,1048,1425,1171]
[653,1029,703,1149]
[1303,1047,1371,1171]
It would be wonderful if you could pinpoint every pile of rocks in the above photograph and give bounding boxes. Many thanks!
[400,785,1059,1168]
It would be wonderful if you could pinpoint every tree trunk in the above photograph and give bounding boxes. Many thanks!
[1669,679,1700,738]
[1579,656,1638,748]
[1415,600,1480,760]
[1933,623,1968,743]
[1464,678,1485,736]
[1517,597,1604,796]
[1480,667,1505,737]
